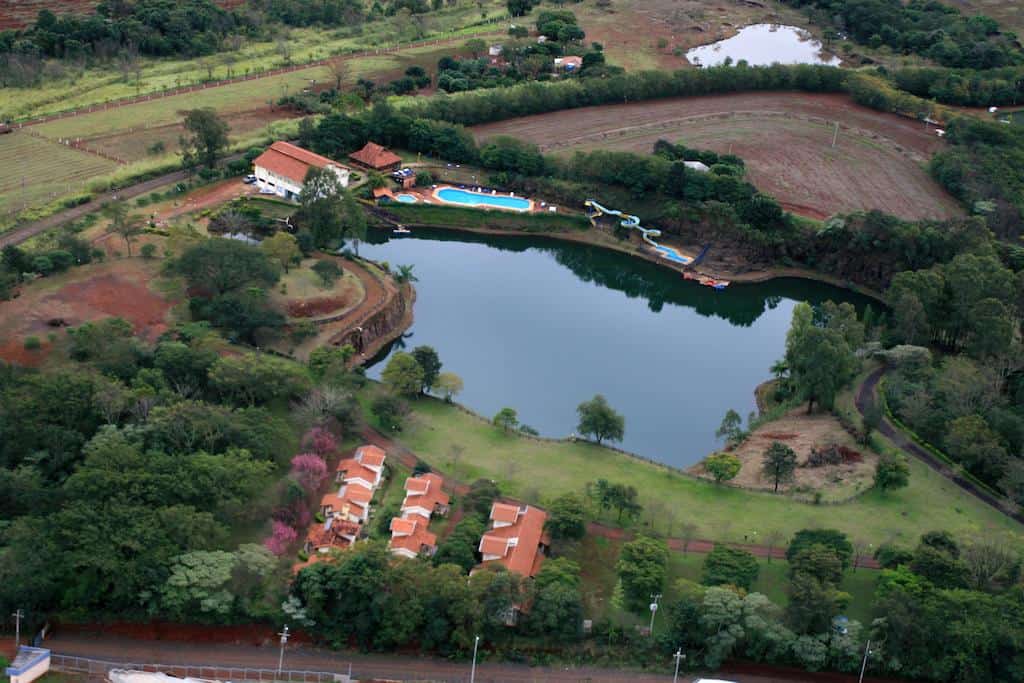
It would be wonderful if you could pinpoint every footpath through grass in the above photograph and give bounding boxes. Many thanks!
[379,394,1023,547]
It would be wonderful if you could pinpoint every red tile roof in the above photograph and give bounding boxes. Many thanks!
[401,473,450,519]
[478,504,548,577]
[349,142,402,170]
[337,458,380,489]
[253,141,348,185]
[356,444,387,468]
[389,516,438,556]
[490,502,521,524]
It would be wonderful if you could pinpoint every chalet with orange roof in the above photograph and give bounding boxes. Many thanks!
[400,472,450,521]
[253,141,351,200]
[292,516,361,572]
[349,142,402,172]
[388,516,439,559]
[321,483,373,523]
[335,445,387,490]
[476,502,549,577]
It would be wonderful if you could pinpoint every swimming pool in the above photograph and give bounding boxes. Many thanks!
[435,187,531,211]
[396,194,418,203]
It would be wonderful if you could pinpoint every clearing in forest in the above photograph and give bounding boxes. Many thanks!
[473,92,962,221]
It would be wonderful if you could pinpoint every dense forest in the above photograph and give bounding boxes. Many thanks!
[782,0,1022,69]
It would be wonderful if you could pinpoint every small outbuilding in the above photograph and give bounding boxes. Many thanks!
[349,142,403,172]
[554,56,583,71]
[683,160,710,173]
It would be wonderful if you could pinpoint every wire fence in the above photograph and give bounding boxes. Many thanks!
[50,654,352,683]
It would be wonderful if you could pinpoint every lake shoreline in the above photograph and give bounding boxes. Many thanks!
[369,219,887,304]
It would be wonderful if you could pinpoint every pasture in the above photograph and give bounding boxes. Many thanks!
[473,92,962,221]
[0,132,117,217]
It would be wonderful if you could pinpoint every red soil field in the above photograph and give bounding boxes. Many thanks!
[472,92,962,221]
[0,260,177,366]
[0,1,244,30]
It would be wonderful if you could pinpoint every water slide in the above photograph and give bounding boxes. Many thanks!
[584,199,729,289]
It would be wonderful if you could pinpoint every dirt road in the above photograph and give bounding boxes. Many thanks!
[855,367,1024,526]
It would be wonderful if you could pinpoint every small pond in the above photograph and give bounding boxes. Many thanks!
[686,24,841,68]
[360,228,873,468]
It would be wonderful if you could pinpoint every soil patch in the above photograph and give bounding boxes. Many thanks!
[0,259,177,365]
[692,409,878,501]
[472,92,960,221]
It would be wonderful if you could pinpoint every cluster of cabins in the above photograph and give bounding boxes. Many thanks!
[297,443,549,578]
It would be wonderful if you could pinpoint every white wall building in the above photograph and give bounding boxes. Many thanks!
[252,141,350,201]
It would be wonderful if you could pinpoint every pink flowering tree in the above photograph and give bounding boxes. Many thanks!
[290,453,327,494]
[264,520,298,556]
[300,427,338,458]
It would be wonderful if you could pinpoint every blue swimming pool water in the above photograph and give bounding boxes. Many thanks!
[436,187,531,211]
[396,194,418,203]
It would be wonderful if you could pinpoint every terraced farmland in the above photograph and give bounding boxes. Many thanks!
[0,132,116,218]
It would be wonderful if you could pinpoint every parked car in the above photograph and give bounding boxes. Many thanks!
[243,174,257,184]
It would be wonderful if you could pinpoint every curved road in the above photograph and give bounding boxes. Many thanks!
[855,366,1023,525]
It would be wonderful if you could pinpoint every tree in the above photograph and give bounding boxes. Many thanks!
[576,394,624,445]
[464,38,487,58]
[962,540,1021,593]
[327,58,349,90]
[716,408,744,445]
[492,407,519,433]
[762,441,797,492]
[411,345,442,394]
[545,493,587,541]
[944,414,1009,483]
[208,353,311,406]
[616,536,668,613]
[874,454,910,492]
[299,167,346,246]
[591,479,642,522]
[701,545,760,590]
[260,232,301,273]
[312,259,343,287]
[785,302,857,413]
[789,544,844,585]
[435,372,464,402]
[371,392,408,432]
[785,571,848,635]
[176,238,280,296]
[381,352,425,397]
[102,201,144,257]
[787,529,853,570]
[180,108,230,171]
[704,452,741,484]
[341,190,368,253]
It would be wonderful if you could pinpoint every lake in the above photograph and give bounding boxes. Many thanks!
[360,228,871,468]
[686,24,841,68]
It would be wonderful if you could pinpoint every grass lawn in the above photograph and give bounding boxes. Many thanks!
[367,459,413,541]
[374,393,1024,547]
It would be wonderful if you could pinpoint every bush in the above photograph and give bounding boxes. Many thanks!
[701,544,760,590]
[23,336,41,350]
[140,243,158,259]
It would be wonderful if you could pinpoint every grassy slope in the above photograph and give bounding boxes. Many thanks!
[380,394,1023,547]
[383,203,591,231]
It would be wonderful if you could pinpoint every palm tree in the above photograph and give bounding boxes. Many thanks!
[393,264,418,284]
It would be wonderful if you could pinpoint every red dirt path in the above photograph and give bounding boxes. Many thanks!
[473,92,961,221]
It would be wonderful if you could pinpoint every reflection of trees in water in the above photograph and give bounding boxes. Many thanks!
[368,227,869,327]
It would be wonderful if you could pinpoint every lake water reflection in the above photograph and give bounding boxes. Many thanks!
[361,228,870,468]
[687,24,841,68]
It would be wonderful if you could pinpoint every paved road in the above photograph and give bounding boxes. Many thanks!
[0,169,189,249]
[46,633,873,682]
[855,366,1023,525]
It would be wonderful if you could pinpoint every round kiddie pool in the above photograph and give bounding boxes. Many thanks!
[434,186,532,212]
[395,194,418,203]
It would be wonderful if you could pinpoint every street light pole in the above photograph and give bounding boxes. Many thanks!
[12,609,24,648]
[277,625,290,678]
[470,635,480,683]
[858,638,872,683]
[672,648,686,683]
[648,593,662,636]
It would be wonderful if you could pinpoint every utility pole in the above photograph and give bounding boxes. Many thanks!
[470,635,480,683]
[648,593,662,636]
[672,648,686,683]
[12,609,24,648]
[276,625,290,678]
[858,639,872,683]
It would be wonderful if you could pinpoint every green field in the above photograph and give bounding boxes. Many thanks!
[371,393,1023,547]
[0,0,511,122]
[0,132,117,217]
